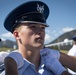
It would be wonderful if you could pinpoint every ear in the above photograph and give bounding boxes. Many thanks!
[13,30,20,40]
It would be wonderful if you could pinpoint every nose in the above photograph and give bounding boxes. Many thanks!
[36,27,45,35]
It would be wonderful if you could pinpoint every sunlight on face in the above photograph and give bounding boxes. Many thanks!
[14,23,46,50]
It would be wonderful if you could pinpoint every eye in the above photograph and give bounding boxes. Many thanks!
[42,27,45,29]
[29,25,37,29]
[41,26,45,30]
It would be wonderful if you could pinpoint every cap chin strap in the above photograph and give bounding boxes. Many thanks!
[19,21,49,27]
[11,20,49,33]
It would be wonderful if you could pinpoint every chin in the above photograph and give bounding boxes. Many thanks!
[33,42,44,48]
[36,44,44,49]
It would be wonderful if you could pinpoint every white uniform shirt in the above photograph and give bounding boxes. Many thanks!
[0,52,9,63]
[68,45,76,75]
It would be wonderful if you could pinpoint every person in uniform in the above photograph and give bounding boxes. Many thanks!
[0,51,9,74]
[0,39,1,42]
[68,36,76,75]
[0,1,76,75]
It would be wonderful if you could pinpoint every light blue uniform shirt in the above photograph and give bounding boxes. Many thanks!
[18,58,54,75]
[0,57,54,75]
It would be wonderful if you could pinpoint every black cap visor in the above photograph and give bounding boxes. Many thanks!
[11,13,49,32]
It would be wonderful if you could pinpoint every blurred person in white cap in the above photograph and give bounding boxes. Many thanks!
[0,52,9,63]
[0,51,9,73]
[68,36,76,75]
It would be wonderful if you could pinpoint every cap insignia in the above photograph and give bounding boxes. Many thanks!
[37,4,44,13]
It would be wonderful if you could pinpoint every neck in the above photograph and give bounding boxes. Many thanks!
[19,48,41,71]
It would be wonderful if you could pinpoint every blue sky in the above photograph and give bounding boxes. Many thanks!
[0,0,76,44]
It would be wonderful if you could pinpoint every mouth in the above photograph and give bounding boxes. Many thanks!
[36,37,44,43]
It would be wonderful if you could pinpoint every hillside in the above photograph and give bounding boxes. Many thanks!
[46,29,76,50]
[49,29,76,44]
[0,39,17,48]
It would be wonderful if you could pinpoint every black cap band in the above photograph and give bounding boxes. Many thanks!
[17,12,46,23]
[11,12,47,32]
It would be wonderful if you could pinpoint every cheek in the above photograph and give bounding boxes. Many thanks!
[20,30,34,42]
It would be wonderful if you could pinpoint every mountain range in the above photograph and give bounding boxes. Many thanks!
[0,39,17,48]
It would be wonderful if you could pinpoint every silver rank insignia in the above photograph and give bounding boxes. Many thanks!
[37,4,44,13]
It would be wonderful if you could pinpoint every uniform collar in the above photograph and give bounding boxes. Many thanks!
[23,58,32,69]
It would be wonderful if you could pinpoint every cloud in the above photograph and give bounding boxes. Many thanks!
[62,27,75,33]
[45,29,51,34]
[46,29,57,35]
[45,34,51,44]
[1,32,14,38]
[53,27,75,37]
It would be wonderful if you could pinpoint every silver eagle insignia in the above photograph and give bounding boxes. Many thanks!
[37,4,44,13]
